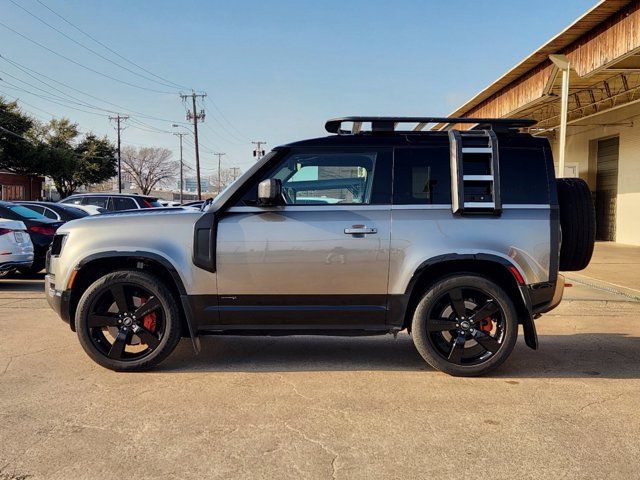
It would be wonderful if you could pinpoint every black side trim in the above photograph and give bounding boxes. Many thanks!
[189,294,388,330]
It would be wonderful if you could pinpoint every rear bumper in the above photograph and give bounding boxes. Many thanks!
[533,274,565,314]
[45,274,72,326]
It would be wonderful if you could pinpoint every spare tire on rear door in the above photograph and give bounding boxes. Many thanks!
[556,178,595,271]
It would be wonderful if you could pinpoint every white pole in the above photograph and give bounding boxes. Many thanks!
[549,54,571,179]
[558,65,570,178]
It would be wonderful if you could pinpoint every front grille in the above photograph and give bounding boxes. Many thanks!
[50,234,65,256]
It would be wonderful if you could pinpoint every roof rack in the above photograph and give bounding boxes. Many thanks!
[324,116,536,135]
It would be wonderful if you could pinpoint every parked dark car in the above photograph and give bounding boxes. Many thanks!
[17,201,90,222]
[59,193,163,211]
[0,201,62,274]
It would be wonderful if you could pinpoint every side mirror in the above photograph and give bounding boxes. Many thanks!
[257,179,282,206]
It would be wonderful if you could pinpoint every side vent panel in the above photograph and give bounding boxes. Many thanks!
[448,129,501,215]
[193,211,217,272]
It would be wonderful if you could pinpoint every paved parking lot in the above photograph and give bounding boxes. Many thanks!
[1,275,639,479]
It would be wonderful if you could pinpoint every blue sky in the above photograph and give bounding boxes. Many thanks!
[1,0,595,175]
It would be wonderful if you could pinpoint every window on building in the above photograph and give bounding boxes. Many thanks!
[1,185,26,201]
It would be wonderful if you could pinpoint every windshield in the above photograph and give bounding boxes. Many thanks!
[8,205,48,220]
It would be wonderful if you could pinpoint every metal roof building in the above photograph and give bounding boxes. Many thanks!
[445,0,640,245]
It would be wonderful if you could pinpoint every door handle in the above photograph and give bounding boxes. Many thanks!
[344,225,377,235]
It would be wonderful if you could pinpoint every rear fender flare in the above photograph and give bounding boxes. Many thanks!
[402,253,537,350]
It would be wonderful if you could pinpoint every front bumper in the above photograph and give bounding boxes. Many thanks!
[45,274,72,326]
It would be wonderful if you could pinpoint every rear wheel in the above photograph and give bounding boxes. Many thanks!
[411,275,518,377]
[75,270,182,371]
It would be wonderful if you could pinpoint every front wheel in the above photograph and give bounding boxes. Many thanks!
[411,275,519,377]
[75,270,182,371]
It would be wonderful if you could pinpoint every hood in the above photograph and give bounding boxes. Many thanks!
[58,207,202,235]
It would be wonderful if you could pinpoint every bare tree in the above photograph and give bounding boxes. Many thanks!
[121,146,178,195]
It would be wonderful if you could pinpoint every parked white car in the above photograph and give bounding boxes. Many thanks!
[0,219,34,278]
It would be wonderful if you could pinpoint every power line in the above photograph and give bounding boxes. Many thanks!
[0,69,117,114]
[0,54,190,125]
[35,0,191,91]
[0,124,115,161]
[0,20,175,94]
[8,0,183,91]
[0,80,108,117]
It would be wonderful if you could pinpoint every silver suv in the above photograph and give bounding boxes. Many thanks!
[45,117,595,376]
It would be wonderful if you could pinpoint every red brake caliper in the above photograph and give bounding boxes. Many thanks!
[478,317,494,333]
[139,297,157,332]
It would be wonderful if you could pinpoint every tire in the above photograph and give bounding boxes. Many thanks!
[0,269,14,279]
[75,270,182,371]
[411,275,519,377]
[557,178,595,271]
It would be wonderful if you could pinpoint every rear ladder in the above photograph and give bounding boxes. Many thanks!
[448,129,501,215]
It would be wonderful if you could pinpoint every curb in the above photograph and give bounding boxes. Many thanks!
[565,272,640,302]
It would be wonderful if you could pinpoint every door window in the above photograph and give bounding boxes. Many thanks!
[42,207,60,220]
[23,205,45,215]
[112,197,138,211]
[241,152,378,205]
[82,196,109,208]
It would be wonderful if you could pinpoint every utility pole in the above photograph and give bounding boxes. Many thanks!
[109,114,129,192]
[180,92,206,199]
[252,141,267,160]
[214,152,225,194]
[230,167,240,181]
[172,125,188,204]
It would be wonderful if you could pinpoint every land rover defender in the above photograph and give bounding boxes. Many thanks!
[45,117,595,376]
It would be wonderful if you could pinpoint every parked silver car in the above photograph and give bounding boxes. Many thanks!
[45,117,595,376]
[0,219,33,277]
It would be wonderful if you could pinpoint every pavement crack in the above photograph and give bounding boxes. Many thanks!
[577,392,627,413]
[278,374,313,400]
[284,423,339,479]
[1,357,13,375]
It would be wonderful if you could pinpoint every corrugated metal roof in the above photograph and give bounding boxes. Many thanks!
[449,0,632,117]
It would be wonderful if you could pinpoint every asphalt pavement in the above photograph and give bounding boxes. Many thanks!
[1,275,639,479]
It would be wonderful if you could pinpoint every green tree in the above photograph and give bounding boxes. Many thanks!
[0,97,46,175]
[1,98,118,197]
[40,119,117,198]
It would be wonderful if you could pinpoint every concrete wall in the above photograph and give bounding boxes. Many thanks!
[548,103,640,246]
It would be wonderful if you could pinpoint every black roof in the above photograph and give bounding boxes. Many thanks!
[282,131,546,149]
[65,192,158,199]
[280,116,541,149]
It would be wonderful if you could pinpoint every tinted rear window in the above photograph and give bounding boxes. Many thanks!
[7,205,47,219]
[393,147,451,204]
[113,197,138,211]
[140,198,162,208]
[499,148,549,204]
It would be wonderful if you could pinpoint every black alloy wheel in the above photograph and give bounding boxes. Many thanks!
[412,275,518,376]
[76,270,181,371]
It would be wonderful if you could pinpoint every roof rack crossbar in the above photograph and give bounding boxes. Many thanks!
[325,116,536,134]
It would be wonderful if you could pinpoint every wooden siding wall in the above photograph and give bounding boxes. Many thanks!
[464,1,640,120]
